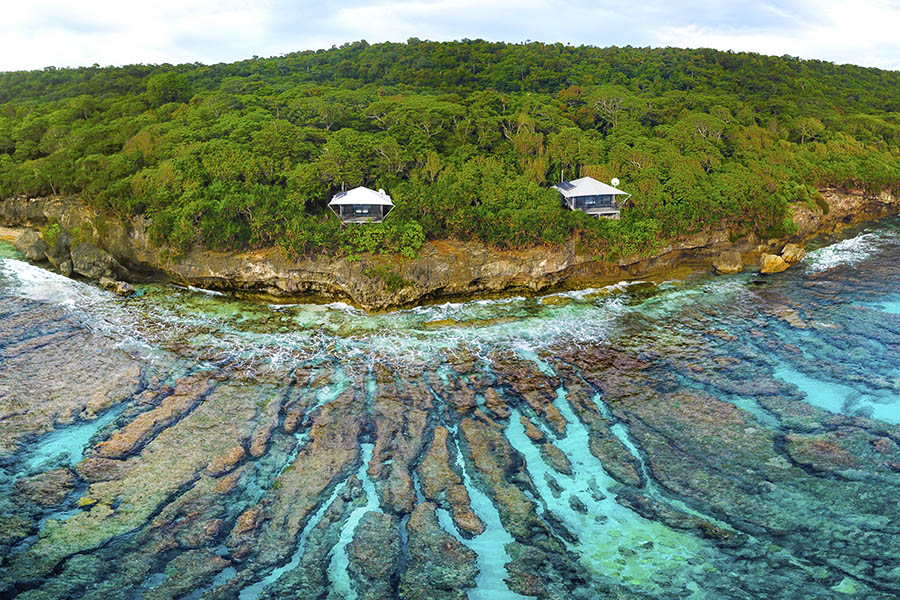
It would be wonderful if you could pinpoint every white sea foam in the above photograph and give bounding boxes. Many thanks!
[185,285,226,296]
[0,255,702,371]
[0,250,789,374]
[804,231,883,272]
[0,258,108,309]
[551,279,647,299]
[324,301,360,312]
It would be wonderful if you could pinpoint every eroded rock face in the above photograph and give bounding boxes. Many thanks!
[2,188,896,309]
[143,549,230,600]
[71,241,125,280]
[44,229,70,268]
[759,252,789,274]
[781,243,807,263]
[13,230,47,261]
[712,249,743,274]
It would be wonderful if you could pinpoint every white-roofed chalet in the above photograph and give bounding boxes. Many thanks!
[328,186,394,223]
[553,176,630,219]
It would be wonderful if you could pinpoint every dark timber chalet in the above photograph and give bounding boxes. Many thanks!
[328,186,394,223]
[553,176,630,219]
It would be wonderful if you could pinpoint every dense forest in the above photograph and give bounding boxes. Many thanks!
[1,40,899,259]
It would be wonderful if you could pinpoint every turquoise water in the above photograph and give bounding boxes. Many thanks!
[24,402,129,473]
[442,422,528,600]
[504,369,715,596]
[2,216,900,599]
[774,365,900,424]
[326,443,379,600]
[869,296,900,315]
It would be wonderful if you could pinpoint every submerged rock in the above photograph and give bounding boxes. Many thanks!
[143,549,230,600]
[520,415,546,443]
[539,442,573,476]
[99,276,135,296]
[483,387,510,419]
[346,511,401,600]
[759,253,789,274]
[770,305,808,329]
[417,426,484,537]
[0,297,144,459]
[75,457,127,482]
[785,433,861,472]
[400,502,478,600]
[13,469,75,508]
[93,375,214,459]
[540,295,573,307]
[4,217,900,599]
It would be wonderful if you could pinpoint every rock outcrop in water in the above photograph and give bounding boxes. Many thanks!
[1,187,898,310]
[13,230,46,261]
[712,249,744,274]
[759,252,790,274]
[781,243,807,264]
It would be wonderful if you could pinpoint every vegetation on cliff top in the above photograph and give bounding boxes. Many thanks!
[1,40,899,258]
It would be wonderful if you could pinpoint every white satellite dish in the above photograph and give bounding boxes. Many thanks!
[611,177,620,187]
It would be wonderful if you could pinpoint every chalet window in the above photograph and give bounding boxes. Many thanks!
[341,204,383,218]
[573,195,616,209]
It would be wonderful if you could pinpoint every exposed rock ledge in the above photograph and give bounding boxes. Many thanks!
[1,188,898,310]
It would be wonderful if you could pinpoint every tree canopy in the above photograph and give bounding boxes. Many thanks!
[1,40,899,259]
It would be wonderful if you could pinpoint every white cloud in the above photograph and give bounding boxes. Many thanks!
[1,0,898,72]
[0,0,271,69]
[654,0,900,69]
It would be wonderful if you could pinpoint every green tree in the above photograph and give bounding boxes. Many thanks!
[145,71,191,106]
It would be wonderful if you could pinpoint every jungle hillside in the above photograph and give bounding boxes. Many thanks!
[1,40,899,259]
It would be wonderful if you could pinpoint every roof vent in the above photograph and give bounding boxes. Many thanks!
[378,188,386,195]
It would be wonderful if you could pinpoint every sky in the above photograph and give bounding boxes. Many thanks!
[2,0,899,72]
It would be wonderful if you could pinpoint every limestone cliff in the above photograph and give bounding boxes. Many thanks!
[1,187,898,310]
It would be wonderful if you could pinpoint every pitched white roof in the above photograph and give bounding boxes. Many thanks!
[328,186,393,206]
[553,177,628,198]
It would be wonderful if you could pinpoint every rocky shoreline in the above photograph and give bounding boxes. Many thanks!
[3,263,900,598]
[3,212,900,598]
[1,188,898,310]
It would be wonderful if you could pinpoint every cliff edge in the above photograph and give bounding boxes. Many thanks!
[1,188,898,310]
